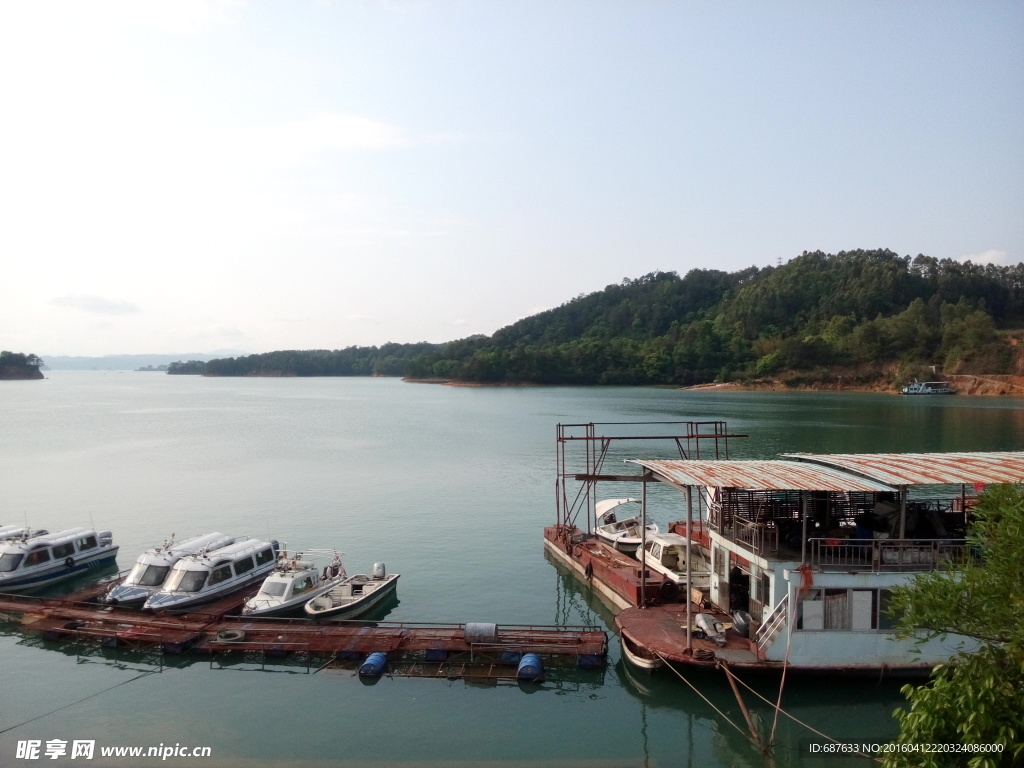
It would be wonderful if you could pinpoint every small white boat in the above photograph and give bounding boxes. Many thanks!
[303,564,399,620]
[105,532,236,606]
[901,379,956,395]
[0,527,118,592]
[143,538,279,612]
[594,499,658,554]
[243,551,347,617]
[638,533,712,596]
[620,633,664,671]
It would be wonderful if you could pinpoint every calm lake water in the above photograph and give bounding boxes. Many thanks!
[1,373,1021,767]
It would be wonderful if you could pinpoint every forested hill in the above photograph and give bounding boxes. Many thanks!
[0,351,44,380]
[199,342,441,377]
[405,249,1024,386]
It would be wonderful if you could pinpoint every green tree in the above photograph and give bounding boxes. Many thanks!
[883,484,1024,767]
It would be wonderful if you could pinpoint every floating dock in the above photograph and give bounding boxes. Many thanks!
[0,586,607,680]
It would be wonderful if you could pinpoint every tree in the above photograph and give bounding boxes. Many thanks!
[883,484,1024,767]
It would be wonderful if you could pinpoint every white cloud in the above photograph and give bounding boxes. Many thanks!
[955,250,1014,266]
[52,295,140,315]
[249,114,414,167]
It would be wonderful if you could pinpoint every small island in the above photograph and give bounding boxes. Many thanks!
[0,351,44,380]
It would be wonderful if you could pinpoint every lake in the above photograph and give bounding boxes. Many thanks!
[2,373,1021,767]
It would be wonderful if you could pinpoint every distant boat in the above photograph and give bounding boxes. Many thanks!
[901,379,956,395]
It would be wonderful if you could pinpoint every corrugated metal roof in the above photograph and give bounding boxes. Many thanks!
[628,460,894,492]
[782,452,1024,486]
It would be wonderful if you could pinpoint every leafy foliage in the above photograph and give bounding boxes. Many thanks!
[166,360,206,375]
[407,250,1024,384]
[883,485,1024,767]
[0,350,44,379]
[203,342,441,377]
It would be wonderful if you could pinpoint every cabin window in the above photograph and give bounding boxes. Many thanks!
[798,588,898,632]
[76,536,97,551]
[128,563,170,587]
[52,543,75,559]
[293,576,313,594]
[255,548,275,566]
[0,553,24,572]
[24,549,51,567]
[261,581,288,597]
[233,556,255,576]
[166,569,208,592]
[208,564,233,586]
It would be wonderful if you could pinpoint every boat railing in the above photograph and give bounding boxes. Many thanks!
[734,517,778,557]
[808,538,973,572]
[755,593,788,655]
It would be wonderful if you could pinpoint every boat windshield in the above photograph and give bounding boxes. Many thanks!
[260,581,288,597]
[127,563,170,587]
[0,553,24,572]
[164,568,208,593]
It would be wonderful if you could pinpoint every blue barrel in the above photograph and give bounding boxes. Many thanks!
[359,652,388,677]
[517,653,543,681]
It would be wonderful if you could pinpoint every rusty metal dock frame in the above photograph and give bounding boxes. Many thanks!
[555,421,746,535]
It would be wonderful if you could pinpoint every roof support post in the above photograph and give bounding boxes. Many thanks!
[686,484,693,652]
[640,476,648,609]
[801,493,809,565]
[898,486,908,539]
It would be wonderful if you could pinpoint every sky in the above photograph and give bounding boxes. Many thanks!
[1,1,1022,357]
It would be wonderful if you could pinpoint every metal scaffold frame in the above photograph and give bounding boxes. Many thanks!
[555,421,746,533]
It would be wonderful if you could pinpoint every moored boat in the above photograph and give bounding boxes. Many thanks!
[104,532,236,606]
[901,379,956,395]
[637,532,711,598]
[594,499,658,554]
[303,564,399,620]
[0,527,118,592]
[242,550,347,617]
[143,537,279,612]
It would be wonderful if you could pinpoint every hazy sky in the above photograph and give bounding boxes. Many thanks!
[2,1,1021,357]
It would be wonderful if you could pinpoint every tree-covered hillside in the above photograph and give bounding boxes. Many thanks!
[201,342,441,377]
[406,249,1024,386]
[0,351,44,380]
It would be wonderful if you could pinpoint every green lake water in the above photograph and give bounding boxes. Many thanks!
[1,373,1021,767]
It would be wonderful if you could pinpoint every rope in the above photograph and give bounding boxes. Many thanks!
[0,669,159,735]
[727,668,882,763]
[652,651,760,750]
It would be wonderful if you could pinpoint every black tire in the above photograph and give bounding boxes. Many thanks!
[660,581,679,602]
[65,557,74,568]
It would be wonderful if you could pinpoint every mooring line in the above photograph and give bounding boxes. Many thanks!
[0,669,159,735]
[727,667,882,763]
[652,651,758,749]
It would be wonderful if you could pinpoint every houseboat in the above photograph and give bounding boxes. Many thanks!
[0,527,118,592]
[104,532,236,606]
[615,452,1024,674]
[143,537,279,612]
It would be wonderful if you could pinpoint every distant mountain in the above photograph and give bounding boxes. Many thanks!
[40,351,247,371]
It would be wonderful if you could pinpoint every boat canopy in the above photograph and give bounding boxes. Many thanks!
[627,460,893,492]
[595,498,640,519]
[781,451,1024,487]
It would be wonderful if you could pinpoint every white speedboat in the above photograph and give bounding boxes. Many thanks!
[243,551,347,617]
[0,527,118,592]
[638,533,711,593]
[303,564,399,620]
[143,538,279,612]
[104,532,236,606]
[594,499,658,554]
